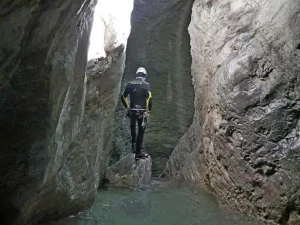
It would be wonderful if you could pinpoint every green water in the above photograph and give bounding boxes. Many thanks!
[50,185,268,225]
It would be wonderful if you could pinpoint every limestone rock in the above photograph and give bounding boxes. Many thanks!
[0,1,96,224]
[164,0,300,223]
[0,0,127,224]
[288,211,300,225]
[106,153,152,188]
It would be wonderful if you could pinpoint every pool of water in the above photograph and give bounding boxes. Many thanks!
[49,184,268,225]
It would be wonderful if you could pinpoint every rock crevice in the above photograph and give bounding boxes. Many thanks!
[113,0,195,176]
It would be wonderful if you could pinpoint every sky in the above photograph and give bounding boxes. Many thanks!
[88,0,134,60]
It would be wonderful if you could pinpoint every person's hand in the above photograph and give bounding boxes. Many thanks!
[146,112,150,119]
[126,108,132,117]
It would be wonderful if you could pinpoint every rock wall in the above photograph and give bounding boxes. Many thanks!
[164,0,300,224]
[0,1,95,224]
[113,0,195,176]
[0,0,127,224]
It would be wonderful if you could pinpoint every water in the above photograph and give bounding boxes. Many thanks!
[49,185,268,225]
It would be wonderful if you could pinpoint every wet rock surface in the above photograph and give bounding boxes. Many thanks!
[0,0,96,224]
[113,0,195,176]
[0,0,126,224]
[164,0,300,224]
[105,153,152,188]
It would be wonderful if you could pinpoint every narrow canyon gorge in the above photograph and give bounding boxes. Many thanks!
[0,0,299,225]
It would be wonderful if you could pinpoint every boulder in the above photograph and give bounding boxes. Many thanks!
[106,153,152,188]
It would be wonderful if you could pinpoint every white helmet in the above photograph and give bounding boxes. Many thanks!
[136,67,147,81]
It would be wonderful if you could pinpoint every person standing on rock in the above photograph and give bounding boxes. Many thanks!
[121,67,152,160]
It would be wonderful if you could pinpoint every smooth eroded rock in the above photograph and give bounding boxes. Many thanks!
[164,0,300,223]
[0,0,128,224]
[0,1,96,224]
[106,153,152,188]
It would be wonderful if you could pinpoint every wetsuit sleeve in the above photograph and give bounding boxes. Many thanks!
[146,85,152,112]
[121,83,130,109]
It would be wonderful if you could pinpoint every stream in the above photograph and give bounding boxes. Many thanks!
[48,182,269,225]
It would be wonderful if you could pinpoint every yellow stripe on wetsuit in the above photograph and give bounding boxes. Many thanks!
[146,91,152,112]
[122,91,130,108]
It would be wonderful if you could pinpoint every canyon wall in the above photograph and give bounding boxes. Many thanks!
[0,0,127,224]
[1,0,299,224]
[164,0,300,224]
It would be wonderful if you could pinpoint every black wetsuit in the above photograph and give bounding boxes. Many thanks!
[121,78,152,154]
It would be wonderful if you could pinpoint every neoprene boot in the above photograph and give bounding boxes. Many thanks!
[135,153,149,160]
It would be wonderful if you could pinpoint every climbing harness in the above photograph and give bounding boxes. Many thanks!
[127,108,148,128]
